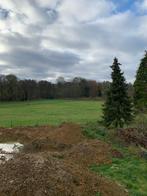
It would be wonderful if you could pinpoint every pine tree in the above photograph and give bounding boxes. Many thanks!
[103,58,133,128]
[134,51,147,111]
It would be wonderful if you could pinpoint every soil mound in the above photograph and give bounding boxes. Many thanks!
[0,123,84,145]
[23,138,72,153]
[0,124,129,195]
[22,123,85,153]
[0,154,128,196]
[64,140,111,167]
[0,126,54,143]
[117,128,147,148]
[47,123,85,145]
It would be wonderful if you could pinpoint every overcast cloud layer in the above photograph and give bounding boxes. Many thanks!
[0,0,147,82]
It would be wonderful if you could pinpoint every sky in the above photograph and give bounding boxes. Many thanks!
[0,0,147,82]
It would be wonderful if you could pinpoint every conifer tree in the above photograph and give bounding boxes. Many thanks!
[103,58,133,128]
[134,51,147,111]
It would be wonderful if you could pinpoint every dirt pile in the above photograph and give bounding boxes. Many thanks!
[0,123,84,145]
[47,123,85,145]
[0,154,128,196]
[64,140,111,167]
[0,126,55,143]
[117,128,147,148]
[0,123,128,196]
[0,154,87,196]
[23,138,72,153]
[22,123,85,153]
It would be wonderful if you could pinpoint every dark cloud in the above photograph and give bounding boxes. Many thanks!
[0,47,80,79]
[0,8,9,19]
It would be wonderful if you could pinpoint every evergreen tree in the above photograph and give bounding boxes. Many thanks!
[134,51,147,111]
[103,58,133,128]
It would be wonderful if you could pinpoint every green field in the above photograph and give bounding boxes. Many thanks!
[0,100,103,127]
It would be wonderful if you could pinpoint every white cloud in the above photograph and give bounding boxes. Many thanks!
[36,0,59,8]
[137,0,147,11]
[57,0,116,24]
[0,0,146,82]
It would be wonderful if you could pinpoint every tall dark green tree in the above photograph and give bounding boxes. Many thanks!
[103,58,133,128]
[134,51,147,111]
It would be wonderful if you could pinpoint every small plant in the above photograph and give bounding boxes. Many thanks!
[96,192,101,196]
[83,122,107,140]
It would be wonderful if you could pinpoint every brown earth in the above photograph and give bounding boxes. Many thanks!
[117,128,147,148]
[0,123,128,196]
[0,125,55,143]
[111,149,124,159]
[63,140,112,167]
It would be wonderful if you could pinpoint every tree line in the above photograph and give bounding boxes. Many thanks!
[0,75,118,101]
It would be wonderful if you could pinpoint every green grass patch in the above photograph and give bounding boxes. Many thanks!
[83,121,108,140]
[90,157,147,196]
[83,122,147,196]
[0,99,103,127]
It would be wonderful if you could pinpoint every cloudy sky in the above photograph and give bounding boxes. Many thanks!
[0,0,147,82]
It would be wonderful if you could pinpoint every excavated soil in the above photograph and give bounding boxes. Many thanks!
[0,125,55,143]
[117,128,147,148]
[63,140,112,167]
[0,123,128,196]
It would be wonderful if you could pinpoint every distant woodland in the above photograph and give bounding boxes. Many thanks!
[0,74,134,101]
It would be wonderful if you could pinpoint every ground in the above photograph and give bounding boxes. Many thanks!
[0,123,129,196]
[0,99,102,127]
[0,100,146,195]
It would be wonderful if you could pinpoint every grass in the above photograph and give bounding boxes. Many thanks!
[0,99,147,195]
[91,157,147,196]
[0,99,103,127]
[83,122,147,196]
